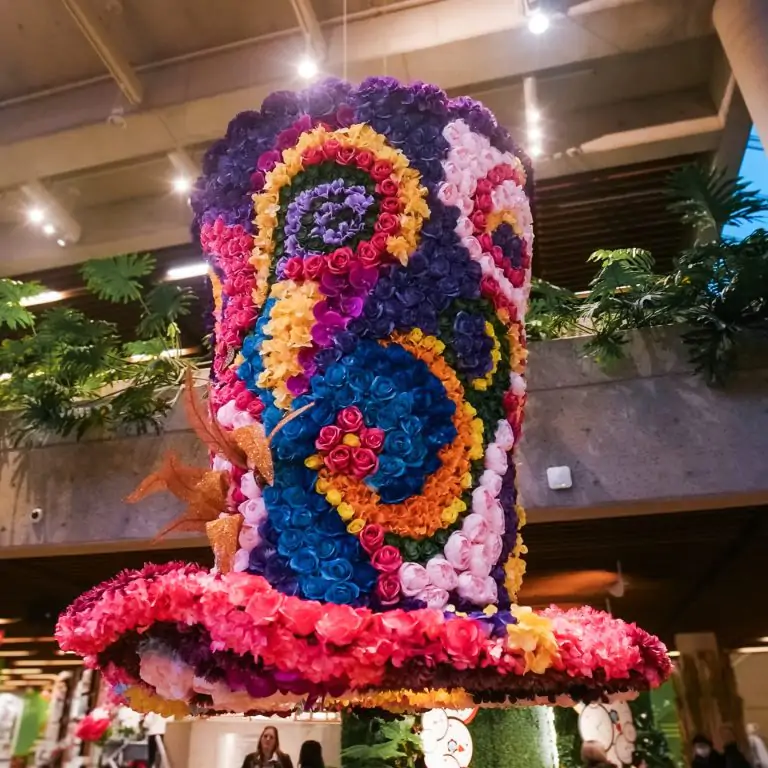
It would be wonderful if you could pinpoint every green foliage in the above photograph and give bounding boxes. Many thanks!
[0,279,45,330]
[554,707,581,768]
[469,707,556,768]
[81,253,155,303]
[341,712,422,768]
[0,255,196,441]
[527,166,768,384]
[667,164,766,238]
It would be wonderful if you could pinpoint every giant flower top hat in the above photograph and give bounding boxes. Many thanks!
[57,77,671,717]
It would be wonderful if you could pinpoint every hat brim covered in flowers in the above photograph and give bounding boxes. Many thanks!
[57,77,671,716]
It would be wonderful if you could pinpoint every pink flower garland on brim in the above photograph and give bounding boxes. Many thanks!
[57,564,671,713]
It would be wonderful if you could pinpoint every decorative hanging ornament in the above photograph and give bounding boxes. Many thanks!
[56,77,672,717]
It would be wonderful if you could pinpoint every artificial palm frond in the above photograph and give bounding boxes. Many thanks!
[667,164,767,237]
[0,279,45,330]
[81,253,155,303]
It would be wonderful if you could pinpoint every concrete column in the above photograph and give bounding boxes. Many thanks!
[673,633,748,756]
[713,0,768,152]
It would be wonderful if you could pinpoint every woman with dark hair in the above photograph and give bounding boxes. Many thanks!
[298,740,324,768]
[242,726,293,768]
[581,741,615,768]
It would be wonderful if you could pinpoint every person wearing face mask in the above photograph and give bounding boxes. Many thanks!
[692,735,725,768]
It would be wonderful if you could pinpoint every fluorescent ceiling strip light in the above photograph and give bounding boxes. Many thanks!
[165,262,208,281]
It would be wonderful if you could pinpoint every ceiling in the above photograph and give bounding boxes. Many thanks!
[0,0,750,278]
[1,506,766,685]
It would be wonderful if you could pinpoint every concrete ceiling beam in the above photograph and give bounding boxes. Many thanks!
[0,0,714,190]
[60,0,143,106]
[290,0,327,60]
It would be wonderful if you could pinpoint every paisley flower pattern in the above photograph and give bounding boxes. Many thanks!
[57,77,672,715]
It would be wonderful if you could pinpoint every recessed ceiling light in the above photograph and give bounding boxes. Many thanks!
[0,651,35,658]
[528,11,550,34]
[172,176,192,194]
[0,637,55,645]
[42,223,56,236]
[56,238,66,247]
[20,290,65,308]
[14,659,83,667]
[528,125,543,142]
[1,668,44,676]
[529,144,543,158]
[27,208,45,225]
[297,56,319,80]
[166,262,208,281]
[0,618,21,626]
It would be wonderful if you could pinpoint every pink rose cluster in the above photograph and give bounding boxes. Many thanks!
[439,119,533,325]
[315,406,383,479]
[57,563,672,707]
[200,218,262,414]
[418,419,516,608]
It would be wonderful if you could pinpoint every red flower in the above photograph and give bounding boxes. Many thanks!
[336,146,357,166]
[375,213,400,235]
[360,427,385,451]
[316,425,343,452]
[327,247,354,275]
[303,147,325,166]
[279,597,323,636]
[244,589,284,625]
[76,714,111,743]
[316,604,366,645]
[370,232,389,254]
[356,241,381,268]
[359,524,385,554]
[355,150,375,170]
[377,178,399,197]
[325,445,352,473]
[476,178,494,195]
[235,391,253,411]
[443,618,483,667]
[375,573,401,605]
[471,210,487,232]
[371,545,402,573]
[303,254,325,280]
[350,447,378,479]
[282,256,304,281]
[322,139,342,160]
[371,160,394,182]
[509,266,526,288]
[475,192,493,213]
[487,166,506,186]
[337,406,364,433]
[380,197,401,214]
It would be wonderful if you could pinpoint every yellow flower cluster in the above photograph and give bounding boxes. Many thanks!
[256,280,320,409]
[330,687,476,713]
[504,505,528,600]
[506,605,560,675]
[251,123,429,270]
[124,686,190,718]
[471,321,501,391]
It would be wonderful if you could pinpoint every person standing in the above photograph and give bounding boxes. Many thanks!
[241,726,293,768]
[297,740,324,768]
[748,724,768,768]
[692,735,725,768]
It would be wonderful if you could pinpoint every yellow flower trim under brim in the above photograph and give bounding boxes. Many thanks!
[210,269,223,319]
[507,605,560,675]
[252,124,429,268]
[330,687,476,713]
[256,280,320,409]
[124,686,190,719]
[316,332,482,539]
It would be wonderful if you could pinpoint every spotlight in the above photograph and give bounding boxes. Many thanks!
[42,223,56,236]
[27,207,45,225]
[528,108,541,124]
[56,239,66,247]
[166,262,208,281]
[297,56,319,80]
[528,11,550,34]
[172,177,192,194]
[528,125,543,142]
[529,144,543,158]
